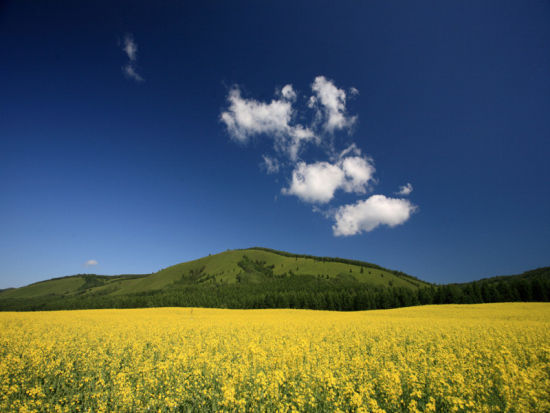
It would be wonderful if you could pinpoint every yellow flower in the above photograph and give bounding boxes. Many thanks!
[0,303,548,412]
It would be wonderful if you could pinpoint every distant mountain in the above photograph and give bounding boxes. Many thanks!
[0,248,548,311]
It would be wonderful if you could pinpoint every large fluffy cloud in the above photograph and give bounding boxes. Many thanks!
[220,86,316,160]
[220,87,293,142]
[309,76,356,133]
[283,161,345,203]
[283,154,375,203]
[332,195,416,236]
[340,156,375,193]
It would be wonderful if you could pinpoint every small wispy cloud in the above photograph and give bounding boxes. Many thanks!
[122,35,138,61]
[396,182,413,196]
[262,155,280,174]
[120,34,144,82]
[84,259,98,267]
[123,63,144,82]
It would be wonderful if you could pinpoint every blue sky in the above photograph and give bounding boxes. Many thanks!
[1,1,549,288]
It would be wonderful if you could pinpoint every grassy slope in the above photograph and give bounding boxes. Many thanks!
[0,248,427,300]
[0,277,85,299]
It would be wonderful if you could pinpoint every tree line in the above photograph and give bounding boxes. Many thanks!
[0,266,548,312]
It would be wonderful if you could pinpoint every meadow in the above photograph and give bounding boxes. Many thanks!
[1,303,549,412]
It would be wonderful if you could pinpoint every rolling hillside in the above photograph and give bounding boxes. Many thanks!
[0,248,548,311]
[0,248,427,310]
[0,247,425,299]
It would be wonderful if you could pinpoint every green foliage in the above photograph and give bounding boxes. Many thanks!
[77,275,107,292]
[426,267,550,305]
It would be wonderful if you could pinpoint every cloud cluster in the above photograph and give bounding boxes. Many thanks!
[120,34,144,82]
[220,76,415,236]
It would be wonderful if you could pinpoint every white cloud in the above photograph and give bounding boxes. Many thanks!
[120,33,144,82]
[283,161,345,203]
[262,155,280,174]
[284,125,317,161]
[219,76,417,236]
[396,182,413,196]
[84,259,98,267]
[339,143,361,158]
[333,195,416,236]
[340,156,375,193]
[281,84,297,101]
[219,77,358,161]
[310,76,357,133]
[283,154,375,203]
[220,87,293,141]
[123,34,138,61]
[123,64,144,82]
[220,86,316,160]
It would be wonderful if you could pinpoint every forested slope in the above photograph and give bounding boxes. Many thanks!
[0,249,548,311]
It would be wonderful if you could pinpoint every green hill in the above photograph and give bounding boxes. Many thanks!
[0,248,548,311]
[0,247,427,299]
[0,247,427,310]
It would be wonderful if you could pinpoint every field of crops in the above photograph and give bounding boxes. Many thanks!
[1,303,549,412]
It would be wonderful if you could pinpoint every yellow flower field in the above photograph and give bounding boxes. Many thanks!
[1,303,549,412]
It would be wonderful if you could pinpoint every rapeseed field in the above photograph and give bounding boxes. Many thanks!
[1,303,549,412]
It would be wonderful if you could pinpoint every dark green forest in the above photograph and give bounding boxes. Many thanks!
[1,256,548,311]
